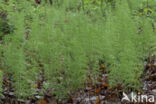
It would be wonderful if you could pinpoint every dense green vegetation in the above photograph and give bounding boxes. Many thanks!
[0,0,155,101]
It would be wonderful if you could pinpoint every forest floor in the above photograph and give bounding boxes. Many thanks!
[1,55,156,104]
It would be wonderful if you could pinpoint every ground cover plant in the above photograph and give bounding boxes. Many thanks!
[0,0,155,103]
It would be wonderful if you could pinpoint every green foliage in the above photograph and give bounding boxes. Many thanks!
[26,8,101,98]
[3,12,35,98]
[139,18,156,56]
[0,0,155,100]
[0,70,3,98]
[0,18,14,40]
[0,0,15,40]
[83,0,114,10]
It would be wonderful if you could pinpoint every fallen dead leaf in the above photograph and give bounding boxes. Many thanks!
[90,90,95,96]
[64,18,68,22]
[37,99,47,104]
[100,65,106,70]
[95,88,100,94]
[101,82,109,89]
[94,96,100,104]
[0,69,5,73]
